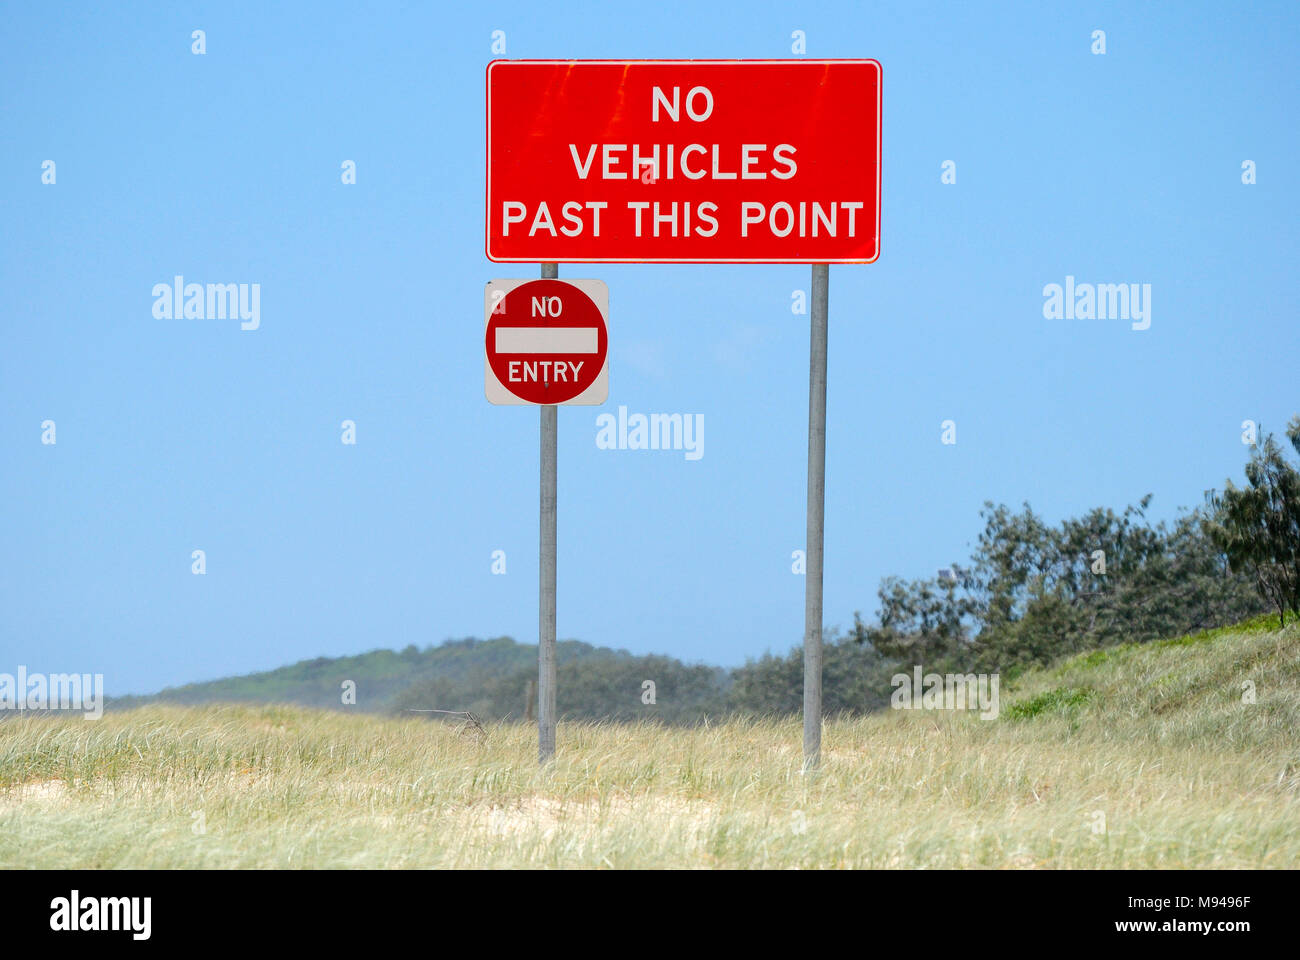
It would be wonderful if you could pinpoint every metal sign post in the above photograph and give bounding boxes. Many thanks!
[483,268,607,765]
[538,261,558,764]
[803,263,828,770]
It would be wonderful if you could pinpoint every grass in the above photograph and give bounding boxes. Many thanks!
[1003,686,1094,720]
[2,617,1298,868]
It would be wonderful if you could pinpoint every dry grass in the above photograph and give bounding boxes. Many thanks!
[2,617,1297,868]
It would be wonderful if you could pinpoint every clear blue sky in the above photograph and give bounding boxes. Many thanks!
[2,2,1297,695]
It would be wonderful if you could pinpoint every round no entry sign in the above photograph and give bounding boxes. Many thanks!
[484,278,609,405]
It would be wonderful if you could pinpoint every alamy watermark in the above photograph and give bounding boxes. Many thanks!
[50,891,150,940]
[891,666,1000,720]
[0,667,104,719]
[596,405,704,460]
[152,275,260,330]
[1042,275,1150,330]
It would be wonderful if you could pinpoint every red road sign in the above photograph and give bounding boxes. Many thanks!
[485,59,881,264]
[484,278,609,405]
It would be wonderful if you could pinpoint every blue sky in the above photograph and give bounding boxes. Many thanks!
[2,1,1297,695]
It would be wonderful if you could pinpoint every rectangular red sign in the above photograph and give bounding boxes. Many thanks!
[486,59,881,264]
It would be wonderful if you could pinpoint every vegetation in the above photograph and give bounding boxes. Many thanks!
[5,616,1297,869]
[854,496,1268,676]
[1204,418,1300,625]
[393,645,729,725]
[112,638,735,723]
[110,414,1298,726]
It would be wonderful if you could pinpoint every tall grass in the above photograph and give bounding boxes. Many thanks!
[2,618,1297,868]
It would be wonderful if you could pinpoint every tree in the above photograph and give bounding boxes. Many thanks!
[852,572,975,666]
[1204,417,1300,624]
[854,495,1265,672]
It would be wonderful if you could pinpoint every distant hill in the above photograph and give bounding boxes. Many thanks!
[107,632,899,724]
[108,637,742,723]
[108,636,526,713]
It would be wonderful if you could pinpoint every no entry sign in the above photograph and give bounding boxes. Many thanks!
[486,59,881,264]
[484,278,609,405]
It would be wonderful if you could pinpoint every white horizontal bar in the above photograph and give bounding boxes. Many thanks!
[494,327,598,354]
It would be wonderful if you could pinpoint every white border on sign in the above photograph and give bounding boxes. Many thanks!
[484,59,882,265]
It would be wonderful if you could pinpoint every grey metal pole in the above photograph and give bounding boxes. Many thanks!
[538,261,559,764]
[803,263,829,770]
